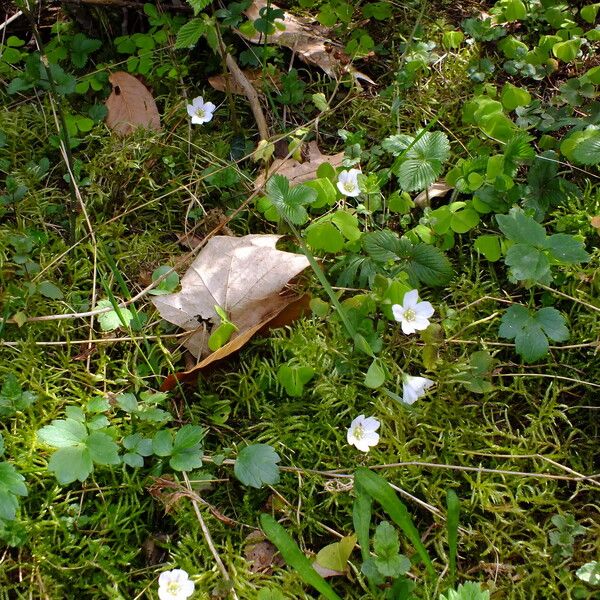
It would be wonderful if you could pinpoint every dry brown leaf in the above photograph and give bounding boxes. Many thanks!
[413,181,453,208]
[152,235,310,386]
[254,140,344,189]
[240,0,375,85]
[105,72,161,136]
[209,70,268,95]
[160,294,310,391]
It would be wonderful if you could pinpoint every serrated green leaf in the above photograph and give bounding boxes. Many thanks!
[439,581,490,600]
[535,307,569,342]
[175,18,206,49]
[496,208,546,245]
[544,234,589,264]
[265,174,316,225]
[96,299,133,331]
[70,33,102,68]
[571,131,600,165]
[234,444,280,488]
[152,430,173,456]
[504,244,551,283]
[38,419,88,448]
[188,0,213,14]
[48,446,93,484]
[87,431,120,465]
[499,305,569,362]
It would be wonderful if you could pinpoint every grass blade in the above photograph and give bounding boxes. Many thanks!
[446,489,460,585]
[354,467,435,577]
[260,514,342,600]
[352,479,372,564]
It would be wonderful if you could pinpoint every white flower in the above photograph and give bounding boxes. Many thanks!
[158,569,195,600]
[347,414,380,452]
[402,374,435,405]
[337,169,362,197]
[186,96,216,125]
[392,289,434,335]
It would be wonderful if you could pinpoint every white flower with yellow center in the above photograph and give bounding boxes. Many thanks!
[336,168,362,197]
[158,568,195,600]
[186,96,216,125]
[347,414,380,452]
[402,374,435,405]
[392,289,434,335]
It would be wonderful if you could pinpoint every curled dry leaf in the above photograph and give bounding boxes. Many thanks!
[152,235,311,389]
[240,0,375,85]
[413,181,453,208]
[254,140,344,189]
[105,71,161,136]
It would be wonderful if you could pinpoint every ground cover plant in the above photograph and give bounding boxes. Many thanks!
[0,0,599,597]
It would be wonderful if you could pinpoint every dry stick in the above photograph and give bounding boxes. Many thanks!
[498,372,600,389]
[537,283,600,314]
[225,53,270,141]
[182,473,239,600]
[0,10,23,34]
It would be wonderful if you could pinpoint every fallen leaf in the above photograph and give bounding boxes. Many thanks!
[105,72,161,136]
[160,293,310,391]
[313,535,356,578]
[152,235,311,386]
[413,181,453,208]
[240,0,375,85]
[254,140,344,189]
[209,69,278,95]
[590,215,600,231]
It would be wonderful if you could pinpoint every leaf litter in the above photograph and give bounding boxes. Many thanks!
[152,235,310,388]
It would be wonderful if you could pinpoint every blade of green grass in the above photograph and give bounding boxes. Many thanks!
[354,467,435,577]
[260,514,342,600]
[446,489,460,585]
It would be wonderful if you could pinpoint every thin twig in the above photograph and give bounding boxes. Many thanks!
[182,473,239,600]
[497,372,600,389]
[0,11,23,35]
[537,283,600,314]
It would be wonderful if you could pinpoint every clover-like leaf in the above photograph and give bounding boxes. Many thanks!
[234,443,280,488]
[499,305,569,363]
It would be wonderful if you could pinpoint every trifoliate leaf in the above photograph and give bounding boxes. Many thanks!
[170,425,204,471]
[70,33,102,68]
[504,244,552,284]
[499,305,569,362]
[234,443,280,488]
[439,581,490,600]
[266,174,317,225]
[86,431,120,465]
[277,364,315,396]
[496,208,546,245]
[96,299,133,331]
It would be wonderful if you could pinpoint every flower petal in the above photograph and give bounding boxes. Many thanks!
[362,417,380,432]
[391,304,404,322]
[400,320,416,335]
[415,301,434,318]
[203,101,216,113]
[403,289,419,308]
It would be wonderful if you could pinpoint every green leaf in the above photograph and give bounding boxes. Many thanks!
[372,521,411,577]
[305,222,345,253]
[0,374,37,416]
[576,561,600,585]
[570,131,600,166]
[314,534,356,573]
[116,393,138,413]
[474,235,501,262]
[305,177,337,207]
[544,234,589,264]
[37,280,63,299]
[265,175,316,225]
[496,208,546,245]
[446,490,460,584]
[499,305,569,362]
[501,83,531,111]
[0,462,27,520]
[175,18,206,49]
[364,358,385,389]
[442,30,465,48]
[354,468,434,576]
[70,33,102,68]
[581,4,599,24]
[170,425,204,471]
[450,207,479,234]
[234,444,280,488]
[188,0,213,15]
[504,244,551,283]
[439,582,490,600]
[148,265,180,295]
[277,364,315,397]
[38,418,88,448]
[352,483,372,564]
[96,299,133,331]
[87,431,120,465]
[260,514,342,600]
[362,230,453,287]
[48,446,93,484]
[552,39,582,62]
[152,430,173,456]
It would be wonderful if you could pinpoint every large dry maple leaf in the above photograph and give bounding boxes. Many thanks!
[152,235,309,359]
